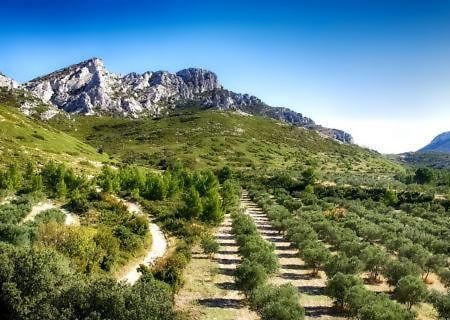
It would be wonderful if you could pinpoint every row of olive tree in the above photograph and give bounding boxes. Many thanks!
[249,188,418,320]
[231,211,305,320]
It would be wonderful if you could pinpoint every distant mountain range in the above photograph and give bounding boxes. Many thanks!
[0,58,353,143]
[394,132,450,169]
[418,132,450,153]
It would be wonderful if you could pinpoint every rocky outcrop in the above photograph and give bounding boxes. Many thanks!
[2,58,353,143]
[0,73,19,90]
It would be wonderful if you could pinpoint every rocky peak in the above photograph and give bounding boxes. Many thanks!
[418,131,450,153]
[176,68,221,92]
[0,72,19,90]
[18,58,353,143]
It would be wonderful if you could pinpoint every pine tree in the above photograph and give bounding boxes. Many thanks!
[56,179,67,199]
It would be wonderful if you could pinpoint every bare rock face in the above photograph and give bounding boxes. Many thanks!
[0,72,19,89]
[4,58,353,143]
[24,58,224,117]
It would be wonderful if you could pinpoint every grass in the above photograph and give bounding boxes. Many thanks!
[49,109,403,175]
[0,102,108,172]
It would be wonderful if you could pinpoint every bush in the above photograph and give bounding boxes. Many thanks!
[250,284,304,320]
[326,272,364,309]
[200,235,219,257]
[324,253,363,278]
[235,259,267,293]
[301,241,331,275]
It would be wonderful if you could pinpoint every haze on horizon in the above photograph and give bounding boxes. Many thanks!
[1,0,449,154]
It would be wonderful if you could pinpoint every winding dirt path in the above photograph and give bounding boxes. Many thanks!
[241,191,344,320]
[117,198,167,285]
[23,201,80,226]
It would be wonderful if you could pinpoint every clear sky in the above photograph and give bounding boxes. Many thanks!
[1,0,450,154]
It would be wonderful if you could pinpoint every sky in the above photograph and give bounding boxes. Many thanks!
[1,0,450,154]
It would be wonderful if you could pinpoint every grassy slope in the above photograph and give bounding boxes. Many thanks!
[49,109,402,176]
[0,103,108,171]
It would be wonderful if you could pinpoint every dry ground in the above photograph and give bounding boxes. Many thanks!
[175,215,258,320]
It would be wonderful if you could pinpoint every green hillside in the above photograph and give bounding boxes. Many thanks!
[49,109,402,176]
[0,102,108,171]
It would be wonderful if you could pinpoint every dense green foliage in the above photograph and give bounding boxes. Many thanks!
[0,244,174,320]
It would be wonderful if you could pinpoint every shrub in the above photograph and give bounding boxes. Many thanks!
[301,241,331,275]
[326,272,364,309]
[250,284,304,320]
[200,235,219,257]
[235,259,267,293]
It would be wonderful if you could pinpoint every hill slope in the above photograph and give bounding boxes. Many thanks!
[49,109,400,175]
[0,91,108,171]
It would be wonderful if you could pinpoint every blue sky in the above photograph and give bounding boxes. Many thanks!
[1,0,450,153]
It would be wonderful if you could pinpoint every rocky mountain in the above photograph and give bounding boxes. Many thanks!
[1,58,353,143]
[418,132,450,153]
[0,72,19,90]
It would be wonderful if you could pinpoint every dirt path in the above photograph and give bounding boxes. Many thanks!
[23,201,80,226]
[175,215,258,320]
[22,201,55,223]
[241,191,344,320]
[0,195,15,205]
[117,198,167,285]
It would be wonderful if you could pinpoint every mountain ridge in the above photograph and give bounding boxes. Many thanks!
[1,58,353,143]
[418,131,450,153]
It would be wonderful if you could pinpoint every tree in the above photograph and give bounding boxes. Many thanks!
[324,254,363,278]
[383,188,398,206]
[438,268,450,287]
[55,179,67,199]
[97,165,120,193]
[144,174,167,200]
[301,167,316,188]
[423,254,446,281]
[360,246,387,282]
[181,187,203,219]
[385,258,421,286]
[30,174,44,194]
[429,291,450,320]
[414,167,434,184]
[398,243,429,271]
[202,188,223,223]
[218,165,232,183]
[326,272,364,309]
[394,275,428,310]
[250,284,304,320]
[235,259,267,293]
[221,180,240,212]
[357,292,416,320]
[302,242,331,276]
